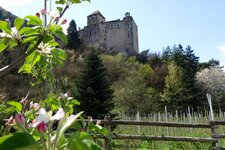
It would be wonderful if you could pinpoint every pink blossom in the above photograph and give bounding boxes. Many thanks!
[37,121,47,132]
[54,16,60,22]
[20,97,28,105]
[41,9,47,16]
[61,19,67,25]
[6,116,14,125]
[36,12,40,18]
[15,113,24,125]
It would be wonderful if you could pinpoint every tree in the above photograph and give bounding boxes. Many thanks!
[162,63,185,110]
[67,19,81,51]
[199,59,221,70]
[73,49,114,119]
[163,45,202,109]
[196,67,225,110]
[136,49,150,64]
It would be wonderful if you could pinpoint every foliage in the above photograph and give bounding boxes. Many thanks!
[73,49,114,119]
[162,45,202,109]
[67,19,81,51]
[102,54,158,114]
[198,58,221,70]
[162,63,185,110]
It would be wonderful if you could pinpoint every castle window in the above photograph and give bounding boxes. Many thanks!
[89,32,92,36]
[128,33,130,38]
[117,24,120,29]
[127,24,131,29]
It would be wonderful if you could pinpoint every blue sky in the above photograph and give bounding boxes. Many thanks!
[1,0,225,65]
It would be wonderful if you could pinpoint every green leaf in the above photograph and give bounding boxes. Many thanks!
[70,100,80,105]
[7,101,22,112]
[69,132,101,150]
[16,144,42,150]
[19,27,36,36]
[69,138,90,150]
[0,41,8,53]
[83,139,102,150]
[71,0,90,3]
[31,52,41,66]
[14,18,24,31]
[43,34,53,44]
[51,48,67,60]
[57,7,63,13]
[0,132,37,150]
[47,41,59,47]
[50,25,67,43]
[25,15,42,26]
[18,63,32,74]
[55,0,66,4]
[0,20,11,34]
[22,36,37,44]
[54,29,67,43]
[88,123,109,138]
[9,40,18,49]
[71,0,82,3]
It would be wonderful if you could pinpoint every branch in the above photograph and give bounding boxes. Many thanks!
[55,5,69,24]
[0,36,44,78]
[0,4,71,78]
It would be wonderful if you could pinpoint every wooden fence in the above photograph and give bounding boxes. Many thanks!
[87,117,225,150]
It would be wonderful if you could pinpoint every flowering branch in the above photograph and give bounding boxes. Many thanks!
[0,35,44,77]
[0,2,70,78]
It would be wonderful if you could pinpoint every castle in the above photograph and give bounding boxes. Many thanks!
[79,11,139,54]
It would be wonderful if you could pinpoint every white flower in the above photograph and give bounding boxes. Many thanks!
[30,101,40,110]
[37,108,49,124]
[33,108,65,127]
[60,93,73,100]
[51,108,65,121]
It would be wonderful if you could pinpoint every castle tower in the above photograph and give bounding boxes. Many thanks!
[123,12,139,53]
[87,11,105,25]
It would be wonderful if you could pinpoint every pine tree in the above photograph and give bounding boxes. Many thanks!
[67,19,81,50]
[73,50,114,119]
[164,45,202,109]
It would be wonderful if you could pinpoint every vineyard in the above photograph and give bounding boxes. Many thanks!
[95,108,225,150]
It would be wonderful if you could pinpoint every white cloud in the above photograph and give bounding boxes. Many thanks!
[218,43,225,56]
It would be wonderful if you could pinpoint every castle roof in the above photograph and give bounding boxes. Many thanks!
[91,10,101,15]
[89,10,105,18]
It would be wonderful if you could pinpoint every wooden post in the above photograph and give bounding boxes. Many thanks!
[207,94,219,149]
[136,112,140,134]
[210,121,219,150]
[104,116,111,150]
